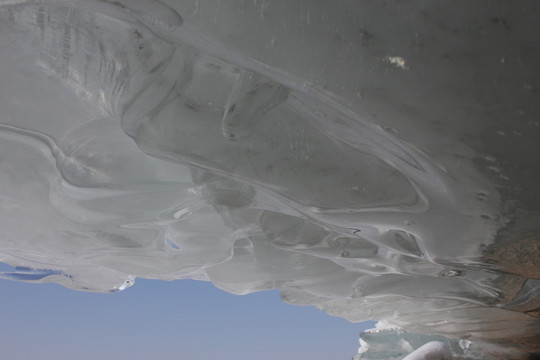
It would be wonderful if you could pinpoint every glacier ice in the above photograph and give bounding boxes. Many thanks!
[0,0,539,358]
[354,325,490,360]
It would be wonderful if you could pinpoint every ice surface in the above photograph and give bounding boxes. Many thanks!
[0,1,539,358]
[402,342,452,360]
[354,325,525,360]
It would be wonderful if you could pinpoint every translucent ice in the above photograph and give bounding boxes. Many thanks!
[0,1,539,358]
[354,325,510,360]
[402,342,452,360]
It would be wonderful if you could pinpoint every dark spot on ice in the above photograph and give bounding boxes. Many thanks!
[490,17,509,30]
[184,101,199,112]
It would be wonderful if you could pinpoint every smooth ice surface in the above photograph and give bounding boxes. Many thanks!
[354,325,523,360]
[1,1,539,358]
[402,342,452,360]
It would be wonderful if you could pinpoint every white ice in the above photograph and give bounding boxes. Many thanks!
[402,342,452,360]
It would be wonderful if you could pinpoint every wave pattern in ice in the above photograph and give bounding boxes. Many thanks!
[0,1,539,357]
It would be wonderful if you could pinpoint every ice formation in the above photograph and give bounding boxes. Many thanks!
[402,341,452,360]
[0,1,539,358]
[354,325,511,360]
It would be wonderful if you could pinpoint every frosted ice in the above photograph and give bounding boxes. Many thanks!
[0,1,539,358]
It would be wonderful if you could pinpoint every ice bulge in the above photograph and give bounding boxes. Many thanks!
[0,1,539,358]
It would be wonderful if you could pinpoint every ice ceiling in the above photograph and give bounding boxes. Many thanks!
[1,0,539,357]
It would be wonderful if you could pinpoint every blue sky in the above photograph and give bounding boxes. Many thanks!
[0,276,374,360]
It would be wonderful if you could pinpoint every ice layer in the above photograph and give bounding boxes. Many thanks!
[0,1,539,358]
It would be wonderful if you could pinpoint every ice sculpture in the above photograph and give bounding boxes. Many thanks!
[0,1,539,358]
